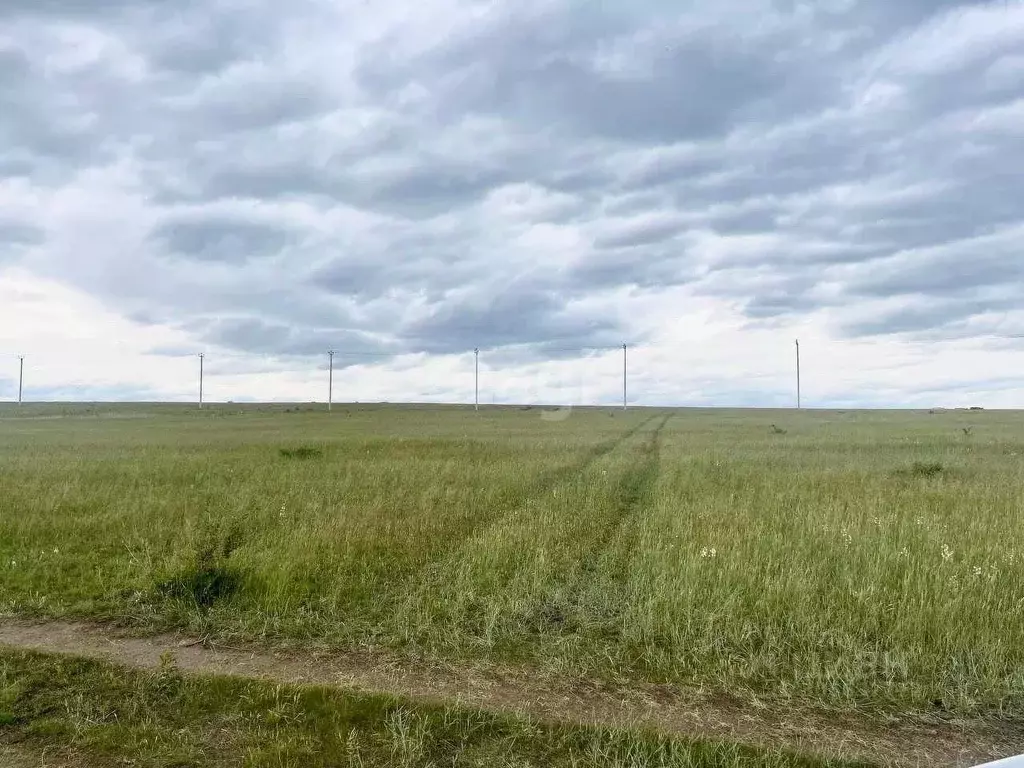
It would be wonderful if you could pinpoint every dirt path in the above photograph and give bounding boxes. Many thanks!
[0,744,89,767]
[1,618,1021,768]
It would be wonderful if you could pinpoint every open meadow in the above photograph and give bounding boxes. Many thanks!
[1,402,1023,766]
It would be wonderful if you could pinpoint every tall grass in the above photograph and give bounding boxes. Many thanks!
[1,404,1022,717]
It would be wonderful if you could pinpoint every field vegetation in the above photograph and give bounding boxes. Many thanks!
[1,402,1022,764]
[0,648,867,768]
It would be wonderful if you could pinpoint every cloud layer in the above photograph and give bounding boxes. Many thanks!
[1,0,1023,405]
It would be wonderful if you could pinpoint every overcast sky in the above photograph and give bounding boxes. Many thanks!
[1,0,1023,407]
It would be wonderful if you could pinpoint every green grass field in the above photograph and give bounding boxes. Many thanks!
[1,402,1022,765]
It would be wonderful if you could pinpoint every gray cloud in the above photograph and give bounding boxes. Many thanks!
[593,217,687,250]
[846,228,1024,299]
[840,296,1020,337]
[202,317,393,361]
[2,0,1022,375]
[0,46,100,171]
[154,145,526,219]
[570,241,698,292]
[743,291,830,322]
[0,0,179,17]
[359,164,520,219]
[356,4,837,144]
[310,254,471,304]
[151,215,299,263]
[142,6,278,76]
[400,277,624,355]
[0,220,44,258]
[176,82,327,137]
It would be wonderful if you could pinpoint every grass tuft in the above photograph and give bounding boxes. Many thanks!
[156,535,243,609]
[157,562,240,609]
[897,460,946,478]
[278,446,324,459]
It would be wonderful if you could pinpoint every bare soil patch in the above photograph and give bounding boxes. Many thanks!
[0,743,92,767]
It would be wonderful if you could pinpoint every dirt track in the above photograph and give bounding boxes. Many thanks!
[1,618,1021,768]
[1,744,88,767]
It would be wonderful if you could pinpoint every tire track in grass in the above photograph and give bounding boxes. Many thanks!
[599,413,675,589]
[135,415,660,637]
[587,413,671,569]
[528,413,660,497]
[529,414,671,634]
[270,414,661,621]
[387,414,660,593]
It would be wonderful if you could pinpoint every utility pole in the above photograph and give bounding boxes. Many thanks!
[795,339,801,409]
[474,348,479,412]
[17,356,24,405]
[198,353,205,409]
[622,343,628,411]
[328,350,335,412]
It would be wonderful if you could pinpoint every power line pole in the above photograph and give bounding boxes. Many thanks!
[198,353,205,409]
[328,350,334,412]
[795,339,801,409]
[622,343,627,411]
[17,356,24,405]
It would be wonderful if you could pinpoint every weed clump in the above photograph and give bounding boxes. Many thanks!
[157,529,243,609]
[159,564,239,608]
[279,446,323,460]
[897,461,946,478]
[145,651,185,701]
[157,556,240,609]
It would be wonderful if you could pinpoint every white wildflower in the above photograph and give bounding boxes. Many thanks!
[898,547,909,559]
[941,544,953,562]
[972,565,983,578]
[699,547,717,559]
